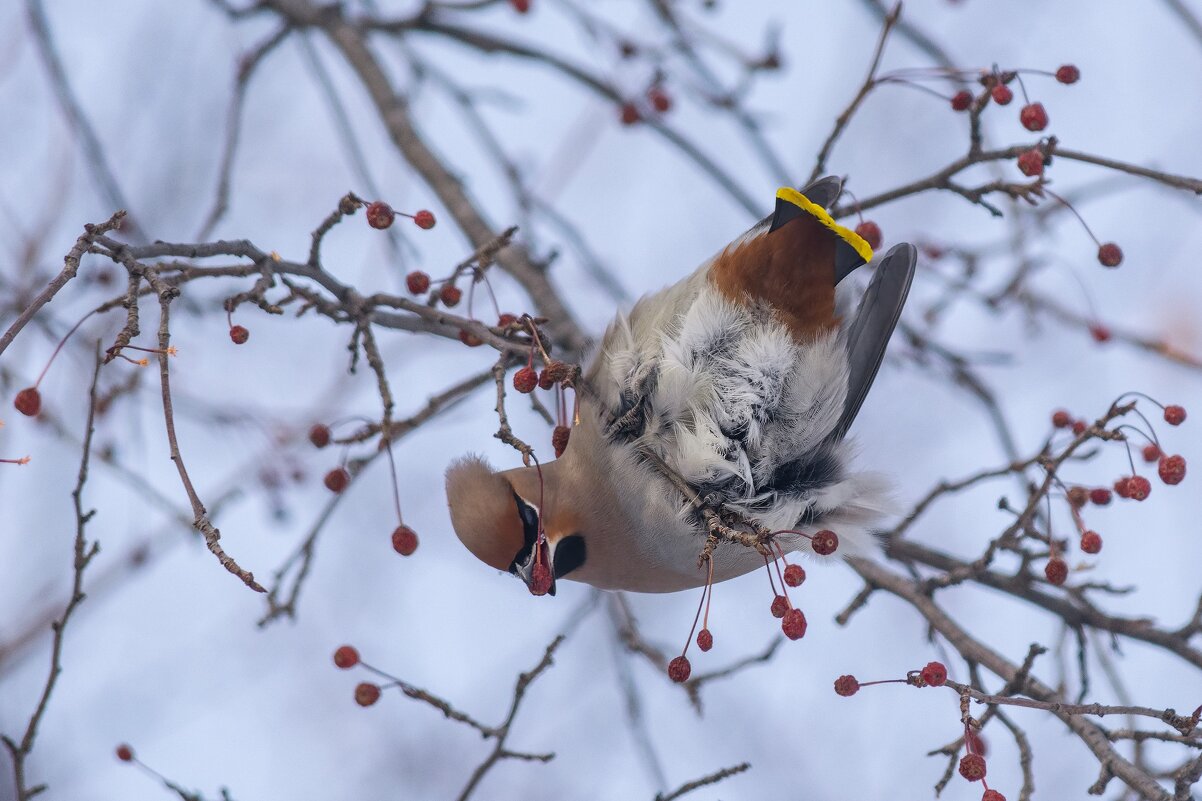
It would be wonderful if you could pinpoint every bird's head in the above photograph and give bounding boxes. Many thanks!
[445,455,587,596]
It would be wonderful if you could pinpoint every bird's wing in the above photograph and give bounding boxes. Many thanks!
[830,242,917,442]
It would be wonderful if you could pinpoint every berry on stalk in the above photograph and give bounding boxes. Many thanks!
[412,210,436,230]
[1089,488,1111,505]
[392,525,419,555]
[229,325,249,344]
[333,645,360,669]
[855,221,882,250]
[811,529,839,556]
[959,753,987,782]
[309,423,331,448]
[770,595,788,618]
[781,608,807,640]
[116,744,134,762]
[783,563,805,587]
[513,366,538,394]
[951,90,972,111]
[1080,531,1102,554]
[991,84,1013,105]
[439,284,462,307]
[834,675,860,696]
[1158,454,1186,485]
[920,661,948,687]
[696,628,713,652]
[1045,557,1068,585]
[406,271,431,295]
[1020,102,1048,131]
[1097,242,1123,267]
[13,387,41,417]
[324,467,350,494]
[1017,148,1044,177]
[355,682,381,707]
[1164,405,1186,425]
[667,655,691,683]
[366,201,394,229]
[1056,64,1080,84]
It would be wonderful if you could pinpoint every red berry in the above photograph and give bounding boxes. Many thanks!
[1056,64,1080,84]
[1164,405,1187,425]
[667,656,692,683]
[951,90,973,111]
[1071,420,1087,435]
[1051,409,1072,428]
[413,210,436,230]
[366,201,394,229]
[513,366,538,394]
[647,86,672,113]
[1097,243,1123,267]
[439,284,462,307]
[552,425,570,457]
[696,628,713,652]
[959,753,987,782]
[783,563,805,587]
[324,467,350,494]
[1089,324,1111,343]
[333,645,360,669]
[538,369,555,391]
[1159,454,1186,485]
[391,525,419,556]
[115,744,134,762]
[1114,476,1133,498]
[509,0,530,13]
[834,675,860,696]
[770,595,789,618]
[309,423,331,448]
[854,221,882,251]
[13,387,41,417]
[405,271,431,294]
[982,790,1006,801]
[1044,557,1068,585]
[921,660,948,687]
[1080,530,1102,554]
[991,84,1013,105]
[354,682,381,707]
[458,329,483,347]
[1128,475,1151,501]
[497,313,518,328]
[1089,488,1111,506]
[1016,148,1043,178]
[781,607,807,640]
[1142,443,1161,463]
[1020,102,1048,131]
[812,529,839,556]
[529,562,552,596]
[229,325,249,344]
[619,102,640,125]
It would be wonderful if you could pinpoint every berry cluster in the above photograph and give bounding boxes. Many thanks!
[619,81,674,126]
[666,528,841,683]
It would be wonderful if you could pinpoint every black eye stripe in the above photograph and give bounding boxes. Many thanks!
[507,492,540,573]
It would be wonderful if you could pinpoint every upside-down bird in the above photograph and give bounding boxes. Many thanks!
[446,177,915,595]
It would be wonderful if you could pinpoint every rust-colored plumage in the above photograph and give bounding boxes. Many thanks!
[709,213,839,342]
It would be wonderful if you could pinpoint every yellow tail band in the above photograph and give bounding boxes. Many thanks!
[776,186,874,264]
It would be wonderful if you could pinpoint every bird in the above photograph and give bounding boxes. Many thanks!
[446,176,915,595]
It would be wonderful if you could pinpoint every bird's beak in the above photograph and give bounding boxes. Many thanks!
[512,536,556,596]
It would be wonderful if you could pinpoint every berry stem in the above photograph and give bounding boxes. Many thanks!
[35,308,97,388]
[1044,189,1103,247]
[381,435,405,525]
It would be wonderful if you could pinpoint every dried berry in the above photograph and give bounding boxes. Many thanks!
[1089,324,1111,343]
[1051,409,1072,428]
[1164,405,1187,425]
[1142,443,1162,463]
[991,84,1013,105]
[1071,420,1087,435]
[1097,243,1123,267]
[812,529,839,556]
[458,329,483,347]
[497,313,518,328]
[324,467,350,494]
[667,655,691,682]
[982,791,1006,801]
[1056,64,1080,84]
[951,90,973,111]
[309,423,331,448]
[619,102,641,125]
[354,682,381,707]
[366,201,394,229]
[1045,557,1068,585]
[1067,486,1088,508]
[1089,488,1111,506]
[513,366,538,394]
[855,221,882,251]
[1017,148,1044,177]
[1020,102,1048,131]
[647,86,672,113]
[406,271,431,295]
[1128,475,1151,501]
[783,563,806,587]
[1114,476,1133,498]
[920,661,948,687]
[538,369,555,390]
[552,425,571,457]
[229,325,249,345]
[770,595,789,618]
[834,674,860,696]
[781,607,807,640]
[439,284,462,307]
[116,744,134,762]
[333,645,360,669]
[413,210,436,230]
[542,360,572,383]
[392,525,419,556]
[959,753,987,782]
[1159,454,1186,485]
[510,0,530,11]
[1080,531,1102,554]
[529,562,552,596]
[697,628,713,652]
[13,387,41,417]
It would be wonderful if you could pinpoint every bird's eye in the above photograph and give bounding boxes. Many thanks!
[508,492,540,573]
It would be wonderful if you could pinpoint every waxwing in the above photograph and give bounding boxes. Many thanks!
[447,176,916,595]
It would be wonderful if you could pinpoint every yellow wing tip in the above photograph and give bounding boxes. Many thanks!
[776,186,874,264]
